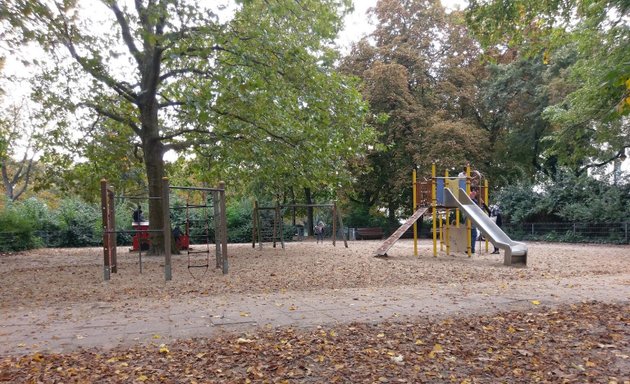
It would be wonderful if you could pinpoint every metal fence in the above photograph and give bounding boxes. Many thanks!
[503,222,629,244]
[1,222,629,251]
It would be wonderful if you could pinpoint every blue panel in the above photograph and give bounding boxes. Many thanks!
[459,178,466,191]
[436,178,444,205]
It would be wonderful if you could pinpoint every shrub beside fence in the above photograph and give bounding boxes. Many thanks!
[503,222,629,244]
[1,221,628,252]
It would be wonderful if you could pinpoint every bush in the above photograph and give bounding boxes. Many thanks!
[496,171,630,224]
[0,200,42,251]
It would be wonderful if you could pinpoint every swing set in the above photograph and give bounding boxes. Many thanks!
[251,201,348,249]
[100,178,228,281]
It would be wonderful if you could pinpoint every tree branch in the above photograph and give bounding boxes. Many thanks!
[208,106,297,148]
[61,25,138,103]
[109,2,143,67]
[81,102,141,136]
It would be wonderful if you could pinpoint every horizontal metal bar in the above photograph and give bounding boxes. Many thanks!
[104,229,165,234]
[170,186,223,192]
[188,250,210,255]
[113,196,163,200]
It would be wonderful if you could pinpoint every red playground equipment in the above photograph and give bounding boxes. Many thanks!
[131,221,151,251]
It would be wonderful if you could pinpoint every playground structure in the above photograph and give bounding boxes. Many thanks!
[375,164,528,266]
[100,178,228,281]
[252,201,348,249]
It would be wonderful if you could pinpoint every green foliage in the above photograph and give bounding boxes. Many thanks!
[52,198,102,247]
[342,202,387,229]
[0,198,42,251]
[496,171,630,224]
[466,0,630,173]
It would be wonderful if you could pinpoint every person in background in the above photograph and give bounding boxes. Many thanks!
[314,221,325,244]
[468,190,479,253]
[132,205,145,223]
[490,204,503,254]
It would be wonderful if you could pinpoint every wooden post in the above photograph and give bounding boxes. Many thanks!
[108,188,117,273]
[252,200,258,248]
[100,179,111,281]
[162,177,172,281]
[332,203,337,247]
[219,181,228,274]
[214,190,221,269]
[272,201,278,248]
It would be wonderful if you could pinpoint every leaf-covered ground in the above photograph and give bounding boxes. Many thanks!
[1,241,629,382]
[1,241,629,311]
[1,302,628,383]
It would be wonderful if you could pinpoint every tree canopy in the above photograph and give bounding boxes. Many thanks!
[467,0,629,174]
[2,0,376,247]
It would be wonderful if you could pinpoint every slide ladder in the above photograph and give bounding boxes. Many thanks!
[374,207,429,256]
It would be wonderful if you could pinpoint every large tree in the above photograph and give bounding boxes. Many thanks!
[0,102,36,201]
[340,0,489,226]
[466,0,630,175]
[2,0,374,250]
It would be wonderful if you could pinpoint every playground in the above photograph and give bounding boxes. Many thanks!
[1,240,629,381]
[1,241,629,310]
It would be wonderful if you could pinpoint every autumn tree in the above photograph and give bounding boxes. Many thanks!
[466,0,630,175]
[0,101,39,201]
[2,0,374,251]
[340,0,489,226]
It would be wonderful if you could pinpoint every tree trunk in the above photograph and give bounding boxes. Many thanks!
[143,136,166,254]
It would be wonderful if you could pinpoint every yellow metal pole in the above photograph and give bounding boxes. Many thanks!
[466,164,472,257]
[455,168,460,228]
[412,169,418,257]
[432,163,437,257]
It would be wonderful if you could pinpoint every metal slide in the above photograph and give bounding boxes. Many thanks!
[444,188,527,266]
[374,207,430,256]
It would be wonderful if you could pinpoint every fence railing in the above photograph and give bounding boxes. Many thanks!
[1,221,629,252]
[503,222,629,244]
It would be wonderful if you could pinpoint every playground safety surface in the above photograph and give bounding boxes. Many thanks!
[1,241,629,382]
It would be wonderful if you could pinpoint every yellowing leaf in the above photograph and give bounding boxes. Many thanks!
[240,312,250,317]
[531,300,541,305]
[32,353,44,362]
[152,334,161,339]
[137,375,148,382]
[158,344,169,354]
[329,330,337,337]
[428,343,444,358]
[376,333,385,338]
[415,339,424,345]
[507,326,516,333]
